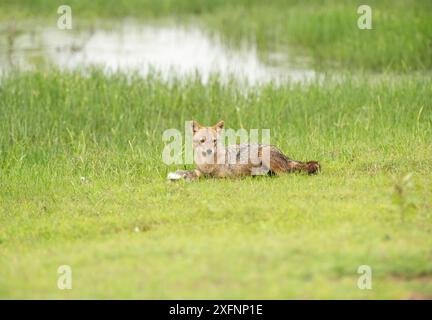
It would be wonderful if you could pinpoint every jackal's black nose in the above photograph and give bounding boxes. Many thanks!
[206,149,213,155]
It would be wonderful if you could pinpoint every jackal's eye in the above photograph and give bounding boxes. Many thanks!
[199,137,206,143]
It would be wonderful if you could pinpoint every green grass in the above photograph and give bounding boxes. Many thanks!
[1,70,431,298]
[1,0,432,300]
[1,0,431,71]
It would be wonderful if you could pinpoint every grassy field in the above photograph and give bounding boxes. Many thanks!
[0,0,432,299]
[0,70,431,299]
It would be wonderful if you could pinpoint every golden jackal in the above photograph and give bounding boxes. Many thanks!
[168,120,320,181]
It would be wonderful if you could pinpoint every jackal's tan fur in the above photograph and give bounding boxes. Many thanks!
[170,120,320,181]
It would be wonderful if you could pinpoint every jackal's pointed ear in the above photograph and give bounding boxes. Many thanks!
[213,120,224,131]
[191,120,202,135]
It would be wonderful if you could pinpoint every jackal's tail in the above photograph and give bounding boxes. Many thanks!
[268,147,320,175]
[290,161,321,174]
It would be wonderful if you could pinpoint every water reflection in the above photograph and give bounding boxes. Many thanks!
[0,24,316,84]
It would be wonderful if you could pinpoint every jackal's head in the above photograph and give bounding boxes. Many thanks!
[191,120,224,165]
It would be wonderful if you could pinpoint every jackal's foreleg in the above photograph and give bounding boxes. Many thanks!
[167,169,202,182]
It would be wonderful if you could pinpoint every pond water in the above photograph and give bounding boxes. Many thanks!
[0,23,316,84]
